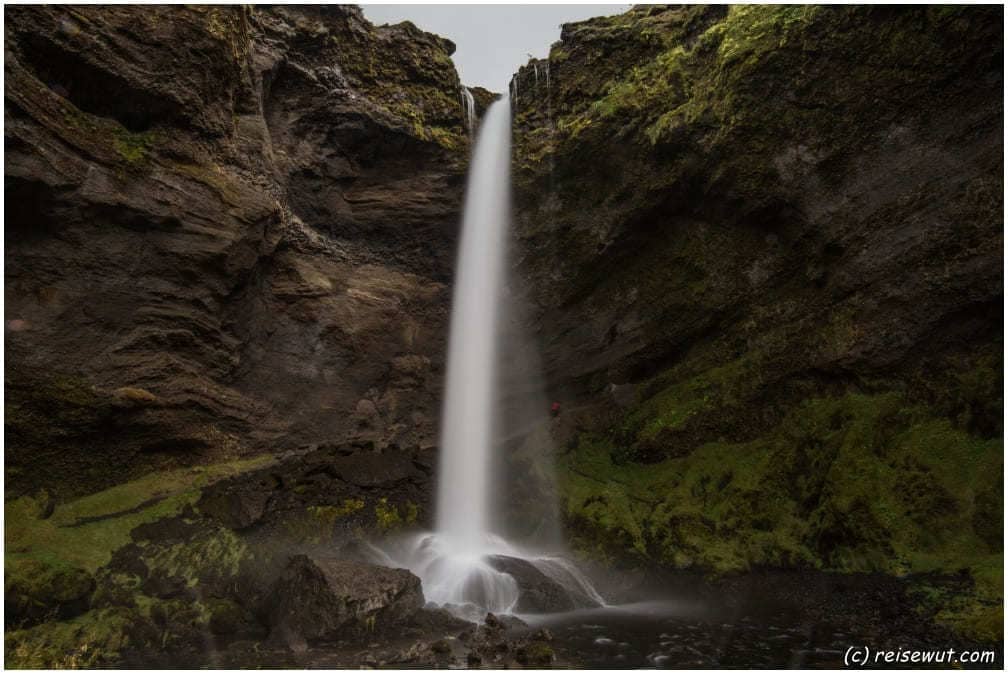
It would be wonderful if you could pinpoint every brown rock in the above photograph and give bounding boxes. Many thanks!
[267,555,423,647]
[4,5,467,498]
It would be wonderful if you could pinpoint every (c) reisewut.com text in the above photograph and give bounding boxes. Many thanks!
[844,646,997,667]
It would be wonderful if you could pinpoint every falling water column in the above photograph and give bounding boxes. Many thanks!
[436,99,512,554]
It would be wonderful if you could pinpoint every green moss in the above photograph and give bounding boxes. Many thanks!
[518,640,555,666]
[561,362,1003,637]
[141,527,248,589]
[310,498,365,522]
[61,102,161,168]
[300,498,367,542]
[374,497,403,531]
[111,129,156,164]
[325,16,467,152]
[5,455,274,573]
[909,555,1003,643]
[5,557,94,626]
[404,500,420,525]
[5,607,148,668]
[562,384,1002,581]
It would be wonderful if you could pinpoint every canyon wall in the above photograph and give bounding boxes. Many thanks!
[511,5,1002,640]
[6,6,467,499]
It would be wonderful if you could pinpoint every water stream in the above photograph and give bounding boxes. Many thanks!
[460,86,476,137]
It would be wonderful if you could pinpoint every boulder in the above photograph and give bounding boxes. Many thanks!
[267,555,423,648]
[486,555,600,613]
[197,488,273,530]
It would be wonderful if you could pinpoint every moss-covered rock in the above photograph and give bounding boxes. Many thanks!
[516,639,555,666]
[5,557,95,628]
[510,6,1001,642]
[559,360,1002,637]
[4,607,156,669]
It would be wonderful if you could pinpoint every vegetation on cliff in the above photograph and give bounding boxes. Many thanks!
[511,4,1002,643]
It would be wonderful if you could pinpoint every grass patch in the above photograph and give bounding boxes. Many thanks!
[5,455,274,573]
[5,607,146,669]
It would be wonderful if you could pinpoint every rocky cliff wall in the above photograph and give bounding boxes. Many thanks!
[511,5,1002,639]
[5,5,470,499]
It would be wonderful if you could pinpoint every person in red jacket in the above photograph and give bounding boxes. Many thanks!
[550,401,561,417]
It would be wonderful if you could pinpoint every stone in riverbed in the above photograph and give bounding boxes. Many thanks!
[267,555,423,649]
[485,555,601,613]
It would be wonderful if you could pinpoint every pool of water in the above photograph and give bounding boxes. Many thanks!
[519,601,858,668]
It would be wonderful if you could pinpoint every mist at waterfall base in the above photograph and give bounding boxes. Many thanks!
[364,98,604,621]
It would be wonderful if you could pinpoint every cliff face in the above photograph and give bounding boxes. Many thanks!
[5,6,468,499]
[512,5,1002,639]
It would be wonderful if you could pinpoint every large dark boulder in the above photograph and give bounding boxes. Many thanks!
[267,555,424,649]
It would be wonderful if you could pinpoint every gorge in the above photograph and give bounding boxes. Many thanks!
[4,4,1004,669]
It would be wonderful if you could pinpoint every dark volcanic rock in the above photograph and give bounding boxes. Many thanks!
[194,443,433,540]
[513,6,1002,421]
[267,555,423,649]
[486,555,600,613]
[4,5,469,499]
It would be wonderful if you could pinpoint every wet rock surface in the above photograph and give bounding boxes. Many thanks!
[486,555,599,613]
[536,570,1004,669]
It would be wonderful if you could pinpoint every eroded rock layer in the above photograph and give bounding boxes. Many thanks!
[5,6,469,498]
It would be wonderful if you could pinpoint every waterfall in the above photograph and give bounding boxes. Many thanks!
[460,86,476,137]
[437,98,511,551]
[369,97,605,619]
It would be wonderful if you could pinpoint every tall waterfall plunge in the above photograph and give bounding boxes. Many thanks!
[437,98,511,551]
[369,98,604,619]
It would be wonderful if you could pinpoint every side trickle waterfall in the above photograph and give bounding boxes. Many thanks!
[371,96,604,619]
[460,86,476,137]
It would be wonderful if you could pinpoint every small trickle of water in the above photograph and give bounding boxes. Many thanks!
[460,86,476,138]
